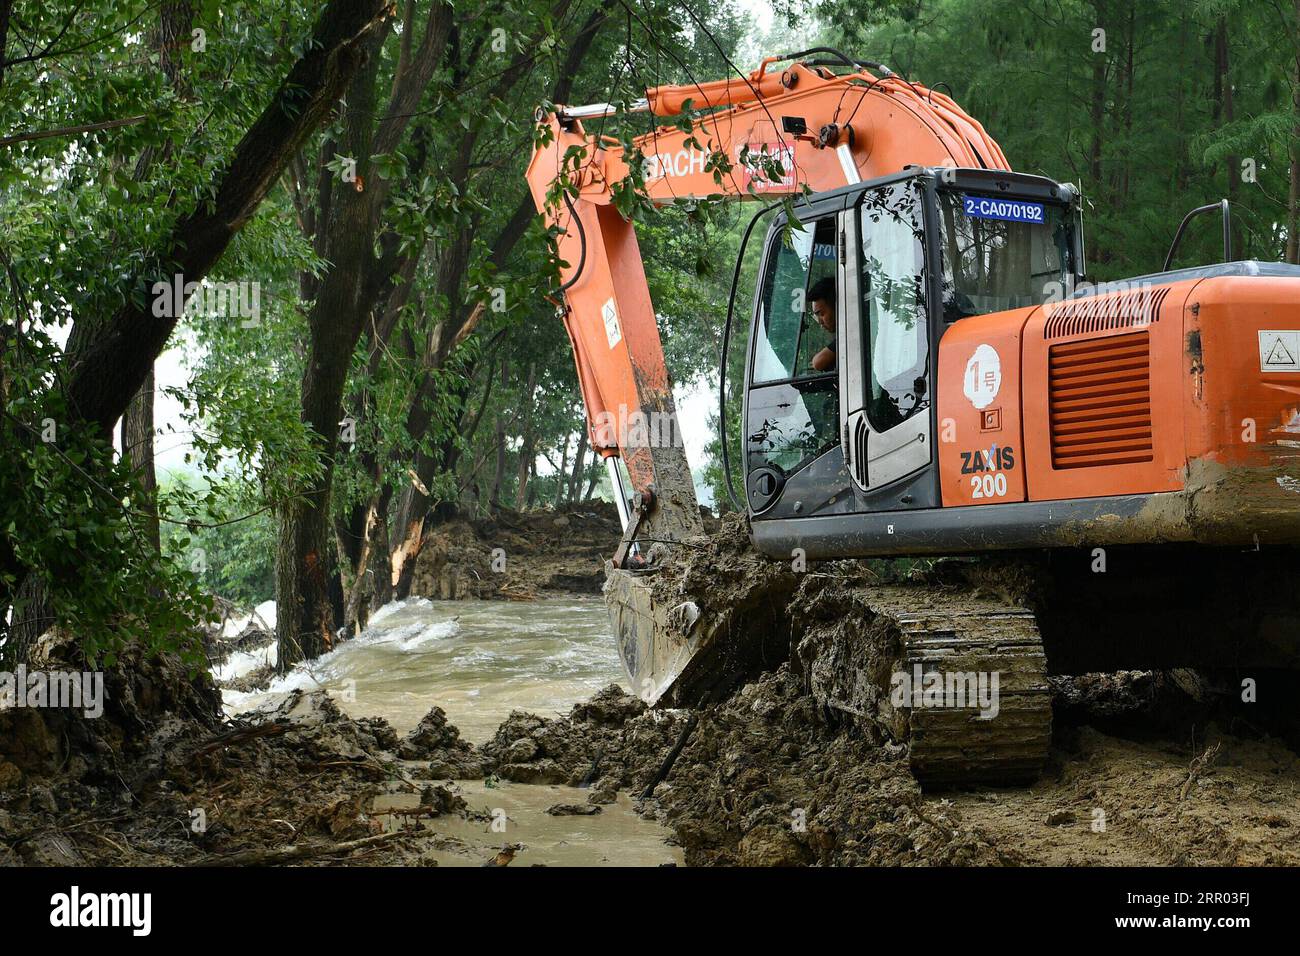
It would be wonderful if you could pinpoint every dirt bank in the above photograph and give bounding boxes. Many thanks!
[0,631,481,865]
[0,633,665,867]
[410,502,625,600]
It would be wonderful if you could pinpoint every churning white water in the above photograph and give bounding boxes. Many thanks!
[222,596,627,743]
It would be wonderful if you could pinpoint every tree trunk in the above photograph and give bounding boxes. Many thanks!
[567,427,588,503]
[122,367,160,553]
[117,2,195,557]
[277,33,389,670]
[489,420,507,511]
[552,433,571,508]
[277,6,453,669]
[489,356,509,511]
[370,489,394,606]
[525,461,539,509]
[514,363,538,509]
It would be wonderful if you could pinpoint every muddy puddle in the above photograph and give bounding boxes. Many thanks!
[374,780,682,867]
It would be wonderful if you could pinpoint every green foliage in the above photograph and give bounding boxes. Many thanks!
[160,477,277,608]
[1,0,326,659]
[814,0,1299,275]
[1,366,211,665]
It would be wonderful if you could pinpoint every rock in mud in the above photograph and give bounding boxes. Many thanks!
[398,705,485,778]
[482,685,670,787]
[546,803,602,816]
[737,824,811,867]
[420,785,468,816]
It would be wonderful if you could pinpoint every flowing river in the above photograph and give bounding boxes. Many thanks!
[218,597,682,866]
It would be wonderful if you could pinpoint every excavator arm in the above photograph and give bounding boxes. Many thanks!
[525,50,1010,554]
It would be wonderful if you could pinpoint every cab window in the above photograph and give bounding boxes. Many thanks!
[752,219,838,382]
[859,182,928,433]
[747,217,840,478]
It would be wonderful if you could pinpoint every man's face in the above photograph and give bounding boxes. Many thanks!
[811,298,834,333]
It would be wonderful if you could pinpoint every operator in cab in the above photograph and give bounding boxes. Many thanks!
[808,276,837,372]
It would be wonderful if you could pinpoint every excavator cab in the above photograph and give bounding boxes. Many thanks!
[739,167,1085,527]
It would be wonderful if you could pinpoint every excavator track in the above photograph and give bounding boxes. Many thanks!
[795,582,1052,788]
[871,589,1052,786]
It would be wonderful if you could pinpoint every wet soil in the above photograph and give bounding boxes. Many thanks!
[6,629,1299,866]
[481,671,1300,866]
[0,631,668,866]
[410,502,625,601]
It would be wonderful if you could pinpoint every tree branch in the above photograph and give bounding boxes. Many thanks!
[0,114,148,148]
[61,0,393,435]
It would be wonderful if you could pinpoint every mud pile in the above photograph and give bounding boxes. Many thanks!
[483,674,1017,866]
[0,633,477,865]
[482,685,683,793]
[411,502,624,600]
[397,705,486,777]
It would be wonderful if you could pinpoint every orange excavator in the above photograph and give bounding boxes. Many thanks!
[527,50,1300,785]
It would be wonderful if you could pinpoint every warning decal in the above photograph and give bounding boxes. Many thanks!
[602,298,622,350]
[1259,330,1300,372]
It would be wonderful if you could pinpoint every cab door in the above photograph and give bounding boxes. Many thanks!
[744,215,842,514]
[841,179,933,499]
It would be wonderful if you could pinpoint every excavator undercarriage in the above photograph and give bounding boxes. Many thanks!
[608,542,1299,787]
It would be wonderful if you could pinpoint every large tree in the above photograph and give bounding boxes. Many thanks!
[1,0,393,661]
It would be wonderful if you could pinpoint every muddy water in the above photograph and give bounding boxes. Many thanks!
[223,597,682,866]
[224,597,628,741]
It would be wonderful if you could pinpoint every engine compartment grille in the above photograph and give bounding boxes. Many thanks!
[1048,331,1154,469]
[1043,287,1168,339]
